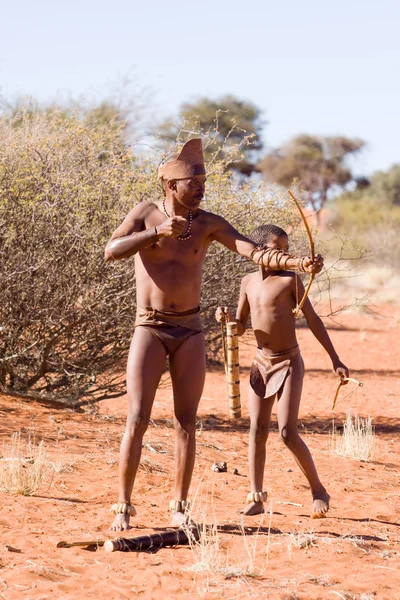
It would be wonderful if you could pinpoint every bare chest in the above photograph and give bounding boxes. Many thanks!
[247,275,293,310]
[142,212,212,266]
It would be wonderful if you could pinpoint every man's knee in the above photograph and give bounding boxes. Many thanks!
[125,412,150,438]
[250,422,269,444]
[174,415,196,440]
[279,425,299,449]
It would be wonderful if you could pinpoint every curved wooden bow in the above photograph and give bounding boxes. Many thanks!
[332,377,363,410]
[288,190,315,318]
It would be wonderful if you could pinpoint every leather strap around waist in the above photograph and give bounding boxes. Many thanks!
[257,345,300,366]
[140,306,200,318]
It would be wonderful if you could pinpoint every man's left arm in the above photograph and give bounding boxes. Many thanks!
[210,215,323,274]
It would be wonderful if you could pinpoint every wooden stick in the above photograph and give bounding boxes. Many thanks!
[57,539,105,548]
[103,526,200,553]
[226,321,241,419]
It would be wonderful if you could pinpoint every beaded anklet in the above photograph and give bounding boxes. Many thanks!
[246,491,268,503]
[110,502,136,516]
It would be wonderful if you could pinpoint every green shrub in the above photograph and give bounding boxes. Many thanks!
[0,102,308,403]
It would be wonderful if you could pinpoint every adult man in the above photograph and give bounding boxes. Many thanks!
[105,139,323,531]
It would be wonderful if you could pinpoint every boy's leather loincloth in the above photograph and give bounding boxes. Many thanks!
[250,345,300,399]
[135,306,203,356]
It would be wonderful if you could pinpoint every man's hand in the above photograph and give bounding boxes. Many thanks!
[302,253,324,274]
[215,306,232,323]
[333,360,350,383]
[156,216,188,238]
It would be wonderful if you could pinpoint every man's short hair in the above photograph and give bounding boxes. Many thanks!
[250,224,288,246]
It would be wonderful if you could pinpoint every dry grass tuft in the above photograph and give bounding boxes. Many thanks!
[287,531,318,550]
[183,519,221,574]
[331,411,376,462]
[182,482,271,584]
[139,456,166,473]
[0,431,51,495]
[185,519,264,580]
[49,456,77,474]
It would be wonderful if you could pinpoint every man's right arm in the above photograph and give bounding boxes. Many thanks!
[104,204,155,261]
[104,204,187,261]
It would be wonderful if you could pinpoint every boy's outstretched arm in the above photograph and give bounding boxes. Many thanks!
[215,277,250,336]
[296,280,349,381]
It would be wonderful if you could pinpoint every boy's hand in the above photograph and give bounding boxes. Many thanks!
[333,360,349,383]
[215,306,232,323]
[302,254,324,274]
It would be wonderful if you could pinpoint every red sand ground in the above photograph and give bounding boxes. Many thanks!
[1,305,399,599]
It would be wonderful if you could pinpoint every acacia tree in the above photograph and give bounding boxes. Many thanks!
[156,95,265,176]
[258,134,365,220]
[369,164,400,206]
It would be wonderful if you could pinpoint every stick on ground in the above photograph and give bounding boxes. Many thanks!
[103,526,200,553]
[57,539,105,548]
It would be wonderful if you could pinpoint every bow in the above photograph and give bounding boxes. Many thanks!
[288,190,315,318]
[331,377,363,410]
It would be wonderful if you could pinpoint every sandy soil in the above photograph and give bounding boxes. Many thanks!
[1,305,399,599]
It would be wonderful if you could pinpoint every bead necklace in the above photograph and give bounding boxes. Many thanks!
[162,199,193,241]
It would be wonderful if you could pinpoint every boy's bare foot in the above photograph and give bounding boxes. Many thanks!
[311,491,330,519]
[241,501,265,516]
[109,514,132,531]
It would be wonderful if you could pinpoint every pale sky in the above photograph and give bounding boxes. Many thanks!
[1,0,399,176]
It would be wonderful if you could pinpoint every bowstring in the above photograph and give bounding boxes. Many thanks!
[333,383,362,409]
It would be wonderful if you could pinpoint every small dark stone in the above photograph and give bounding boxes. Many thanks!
[5,545,21,553]
[232,468,239,475]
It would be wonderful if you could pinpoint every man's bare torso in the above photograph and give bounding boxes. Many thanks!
[135,202,216,312]
[244,270,298,354]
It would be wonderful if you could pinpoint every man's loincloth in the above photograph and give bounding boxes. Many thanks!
[135,306,203,356]
[250,346,300,399]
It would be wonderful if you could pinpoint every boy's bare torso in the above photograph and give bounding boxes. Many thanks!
[243,270,298,354]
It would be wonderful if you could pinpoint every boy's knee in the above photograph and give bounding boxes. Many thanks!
[280,425,299,448]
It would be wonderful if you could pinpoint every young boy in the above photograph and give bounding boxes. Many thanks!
[216,224,349,518]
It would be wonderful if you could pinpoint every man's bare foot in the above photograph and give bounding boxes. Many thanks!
[109,514,132,531]
[240,501,265,516]
[311,491,330,519]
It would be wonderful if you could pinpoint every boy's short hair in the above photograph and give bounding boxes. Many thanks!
[250,224,288,246]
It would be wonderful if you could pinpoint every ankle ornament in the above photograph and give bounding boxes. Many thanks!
[247,491,267,503]
[110,502,136,516]
[169,499,190,513]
